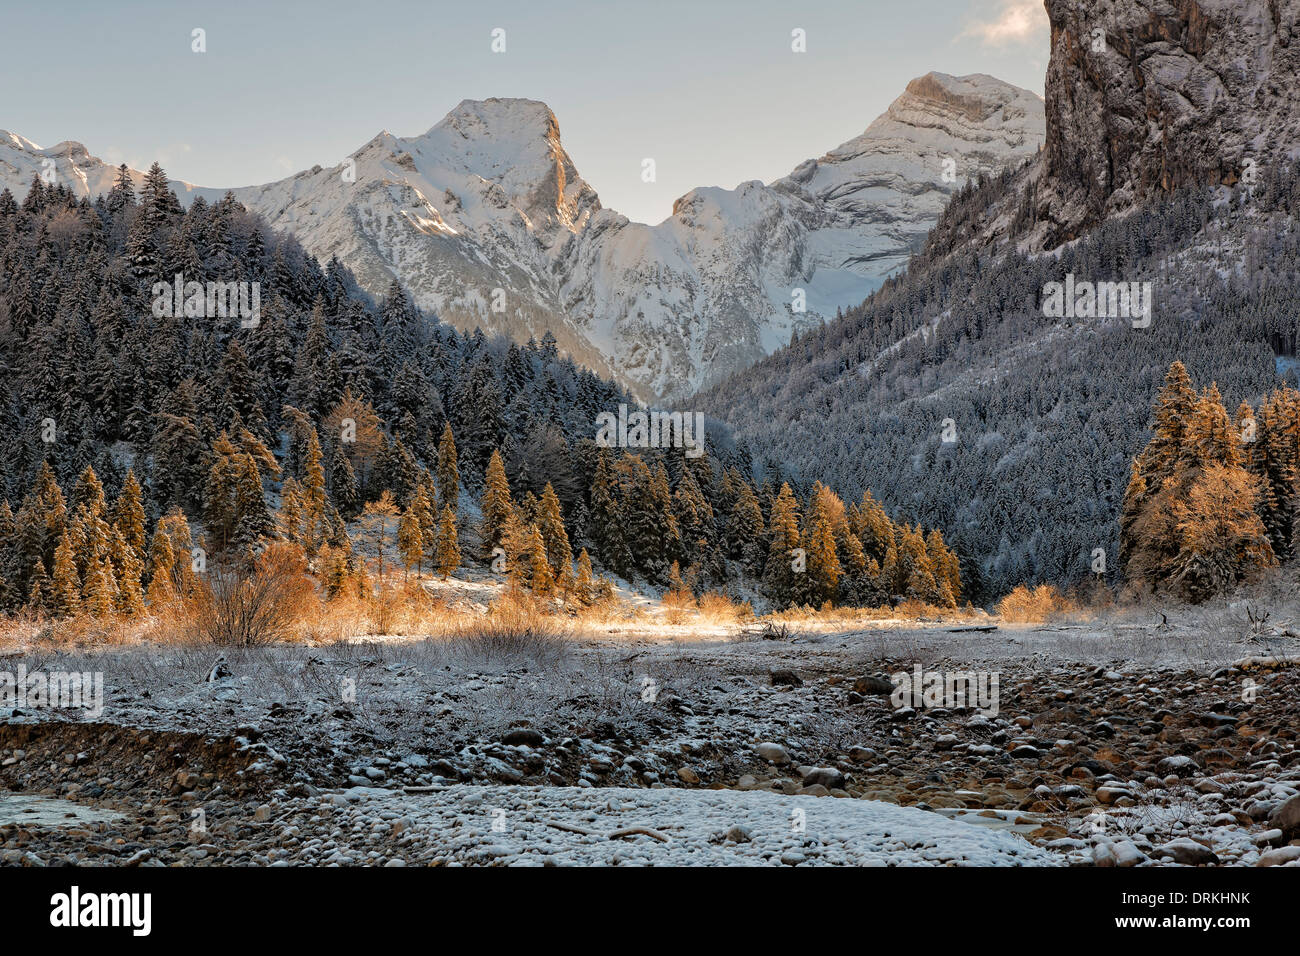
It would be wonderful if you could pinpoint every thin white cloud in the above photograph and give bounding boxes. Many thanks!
[154,143,193,168]
[961,0,1049,46]
[108,143,192,173]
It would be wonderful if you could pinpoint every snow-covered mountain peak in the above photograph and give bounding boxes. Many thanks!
[779,72,1045,212]
[433,97,562,144]
[895,72,1033,125]
[1,130,34,151]
[397,97,599,235]
[0,134,100,171]
[0,74,1043,401]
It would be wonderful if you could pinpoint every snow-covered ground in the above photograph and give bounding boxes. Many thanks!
[2,608,1298,867]
[308,784,1057,866]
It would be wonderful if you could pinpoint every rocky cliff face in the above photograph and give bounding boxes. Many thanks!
[1035,0,1300,245]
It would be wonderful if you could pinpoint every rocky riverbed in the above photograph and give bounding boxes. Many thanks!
[2,619,1299,866]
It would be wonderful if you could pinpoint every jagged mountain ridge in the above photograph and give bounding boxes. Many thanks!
[0,73,1043,401]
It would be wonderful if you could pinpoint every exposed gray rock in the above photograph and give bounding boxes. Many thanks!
[755,742,791,765]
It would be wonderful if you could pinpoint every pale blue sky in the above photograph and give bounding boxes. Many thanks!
[1,0,1050,224]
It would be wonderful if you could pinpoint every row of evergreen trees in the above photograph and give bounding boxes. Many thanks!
[1120,361,1300,601]
[0,166,960,614]
[0,421,963,618]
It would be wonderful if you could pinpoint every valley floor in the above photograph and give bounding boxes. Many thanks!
[2,608,1299,867]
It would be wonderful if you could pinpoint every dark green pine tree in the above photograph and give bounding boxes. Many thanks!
[436,422,460,512]
[217,339,267,436]
[105,163,136,215]
[589,451,631,578]
[291,300,332,421]
[378,436,420,508]
[646,461,682,577]
[328,441,360,518]
[673,464,716,578]
[1252,389,1300,559]
[142,161,183,219]
[0,501,21,611]
[727,477,766,573]
[204,432,242,550]
[233,453,275,550]
[151,412,207,512]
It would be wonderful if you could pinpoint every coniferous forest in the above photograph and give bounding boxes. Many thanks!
[0,167,963,623]
[699,164,1300,603]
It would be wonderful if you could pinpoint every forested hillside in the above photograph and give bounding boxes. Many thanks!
[0,166,961,618]
[698,165,1300,602]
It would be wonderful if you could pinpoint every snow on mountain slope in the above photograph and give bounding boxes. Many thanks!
[0,132,176,202]
[777,73,1046,279]
[0,76,1043,400]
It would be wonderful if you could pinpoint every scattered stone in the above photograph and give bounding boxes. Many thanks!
[852,675,894,696]
[502,728,545,747]
[1268,794,1300,836]
[800,767,846,790]
[1256,846,1300,867]
[1251,828,1285,848]
[1113,841,1146,868]
[1155,756,1198,778]
[1158,839,1219,866]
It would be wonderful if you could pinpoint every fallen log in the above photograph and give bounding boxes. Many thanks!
[544,820,601,837]
[608,826,671,843]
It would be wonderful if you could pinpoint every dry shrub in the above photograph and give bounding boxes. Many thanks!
[996,583,1077,624]
[0,609,159,649]
[697,591,752,624]
[574,593,644,626]
[766,604,891,623]
[661,587,696,625]
[894,598,936,618]
[764,603,817,621]
[297,588,371,643]
[365,576,405,635]
[445,587,570,666]
[298,574,467,642]
[1066,577,1112,618]
[766,603,880,623]
[178,542,318,646]
[757,619,794,641]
